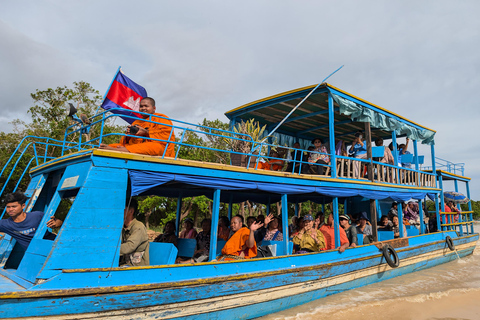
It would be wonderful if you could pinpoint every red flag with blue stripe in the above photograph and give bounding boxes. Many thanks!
[100,71,147,124]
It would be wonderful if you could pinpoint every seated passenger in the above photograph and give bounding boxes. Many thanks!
[290,216,305,237]
[217,216,230,241]
[320,213,349,252]
[263,217,283,241]
[308,138,330,175]
[254,213,273,244]
[99,97,175,157]
[349,131,367,178]
[257,151,285,171]
[120,198,150,266]
[0,191,63,250]
[314,211,324,230]
[339,214,357,247]
[377,215,393,230]
[374,138,394,165]
[286,142,308,174]
[293,214,326,253]
[179,218,197,239]
[246,216,257,228]
[356,212,373,244]
[404,201,420,227]
[387,202,398,221]
[398,138,411,168]
[392,216,407,238]
[288,216,298,235]
[154,220,178,247]
[192,219,211,263]
[219,216,258,260]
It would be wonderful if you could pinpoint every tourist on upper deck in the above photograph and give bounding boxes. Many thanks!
[154,220,178,247]
[218,216,259,260]
[377,215,393,230]
[263,217,283,241]
[339,214,357,247]
[356,212,373,244]
[349,131,367,178]
[217,216,230,241]
[444,200,460,224]
[286,142,309,174]
[99,97,176,157]
[398,138,411,168]
[320,213,350,252]
[374,138,394,165]
[179,218,197,239]
[387,202,398,221]
[0,191,63,250]
[120,198,150,267]
[392,216,407,238]
[404,201,420,228]
[308,138,330,175]
[292,214,326,253]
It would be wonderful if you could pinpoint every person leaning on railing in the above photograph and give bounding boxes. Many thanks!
[308,138,330,175]
[99,97,175,157]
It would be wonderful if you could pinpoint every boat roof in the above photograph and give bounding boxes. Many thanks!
[225,83,436,142]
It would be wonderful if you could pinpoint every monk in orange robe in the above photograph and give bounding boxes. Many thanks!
[99,97,175,157]
[219,216,259,260]
[256,152,284,171]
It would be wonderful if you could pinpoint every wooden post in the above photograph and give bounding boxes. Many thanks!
[364,122,374,181]
[398,202,405,238]
[175,193,183,235]
[370,199,378,242]
[333,197,341,248]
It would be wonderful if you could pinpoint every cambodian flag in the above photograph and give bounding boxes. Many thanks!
[100,70,147,124]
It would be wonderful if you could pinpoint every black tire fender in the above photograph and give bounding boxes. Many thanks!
[382,244,400,268]
[446,236,455,251]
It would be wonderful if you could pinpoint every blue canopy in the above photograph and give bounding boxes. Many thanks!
[129,170,436,203]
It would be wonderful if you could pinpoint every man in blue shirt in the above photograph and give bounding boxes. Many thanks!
[0,191,63,250]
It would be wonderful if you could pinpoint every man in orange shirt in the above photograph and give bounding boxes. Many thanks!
[99,97,175,157]
[319,213,350,253]
[219,216,259,260]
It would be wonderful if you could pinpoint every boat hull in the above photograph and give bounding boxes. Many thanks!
[1,233,476,320]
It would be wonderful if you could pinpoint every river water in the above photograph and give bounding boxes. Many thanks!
[261,235,480,320]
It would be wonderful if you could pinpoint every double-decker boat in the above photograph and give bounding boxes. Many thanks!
[0,83,476,319]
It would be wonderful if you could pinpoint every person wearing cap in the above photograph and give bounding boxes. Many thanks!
[0,191,63,250]
[339,214,357,247]
[320,213,350,252]
[308,138,330,175]
[292,214,326,253]
[356,212,373,244]
[179,218,197,239]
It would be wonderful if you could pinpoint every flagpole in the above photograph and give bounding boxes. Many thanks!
[95,66,122,115]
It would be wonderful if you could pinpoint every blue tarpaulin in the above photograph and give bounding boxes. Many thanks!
[129,170,436,203]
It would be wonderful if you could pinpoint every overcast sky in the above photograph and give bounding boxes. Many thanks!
[1,1,479,198]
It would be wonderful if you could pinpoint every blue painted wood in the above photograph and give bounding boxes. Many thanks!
[216,240,226,256]
[0,235,15,267]
[149,242,177,265]
[332,197,340,248]
[328,92,337,178]
[407,228,420,237]
[261,240,294,256]
[371,146,385,158]
[281,194,289,254]
[357,233,364,245]
[209,189,221,261]
[177,238,196,258]
[377,230,394,241]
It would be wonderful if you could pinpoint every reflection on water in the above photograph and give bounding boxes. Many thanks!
[261,238,480,320]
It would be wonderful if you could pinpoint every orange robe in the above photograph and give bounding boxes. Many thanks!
[221,227,257,259]
[109,113,175,157]
[319,225,349,250]
[257,160,284,171]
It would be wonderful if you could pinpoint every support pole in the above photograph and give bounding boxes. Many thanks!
[209,189,221,261]
[370,199,378,242]
[281,194,289,254]
[333,197,341,248]
[454,179,463,236]
[175,193,183,235]
[365,122,374,181]
[419,199,425,234]
[466,181,474,234]
[434,194,441,232]
[328,92,337,178]
[439,174,445,231]
[392,131,399,183]
[398,202,405,238]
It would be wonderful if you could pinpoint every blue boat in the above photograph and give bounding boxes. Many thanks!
[0,83,476,319]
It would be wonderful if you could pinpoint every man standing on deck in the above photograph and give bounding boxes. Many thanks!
[99,97,176,157]
[120,198,150,267]
[0,191,63,250]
